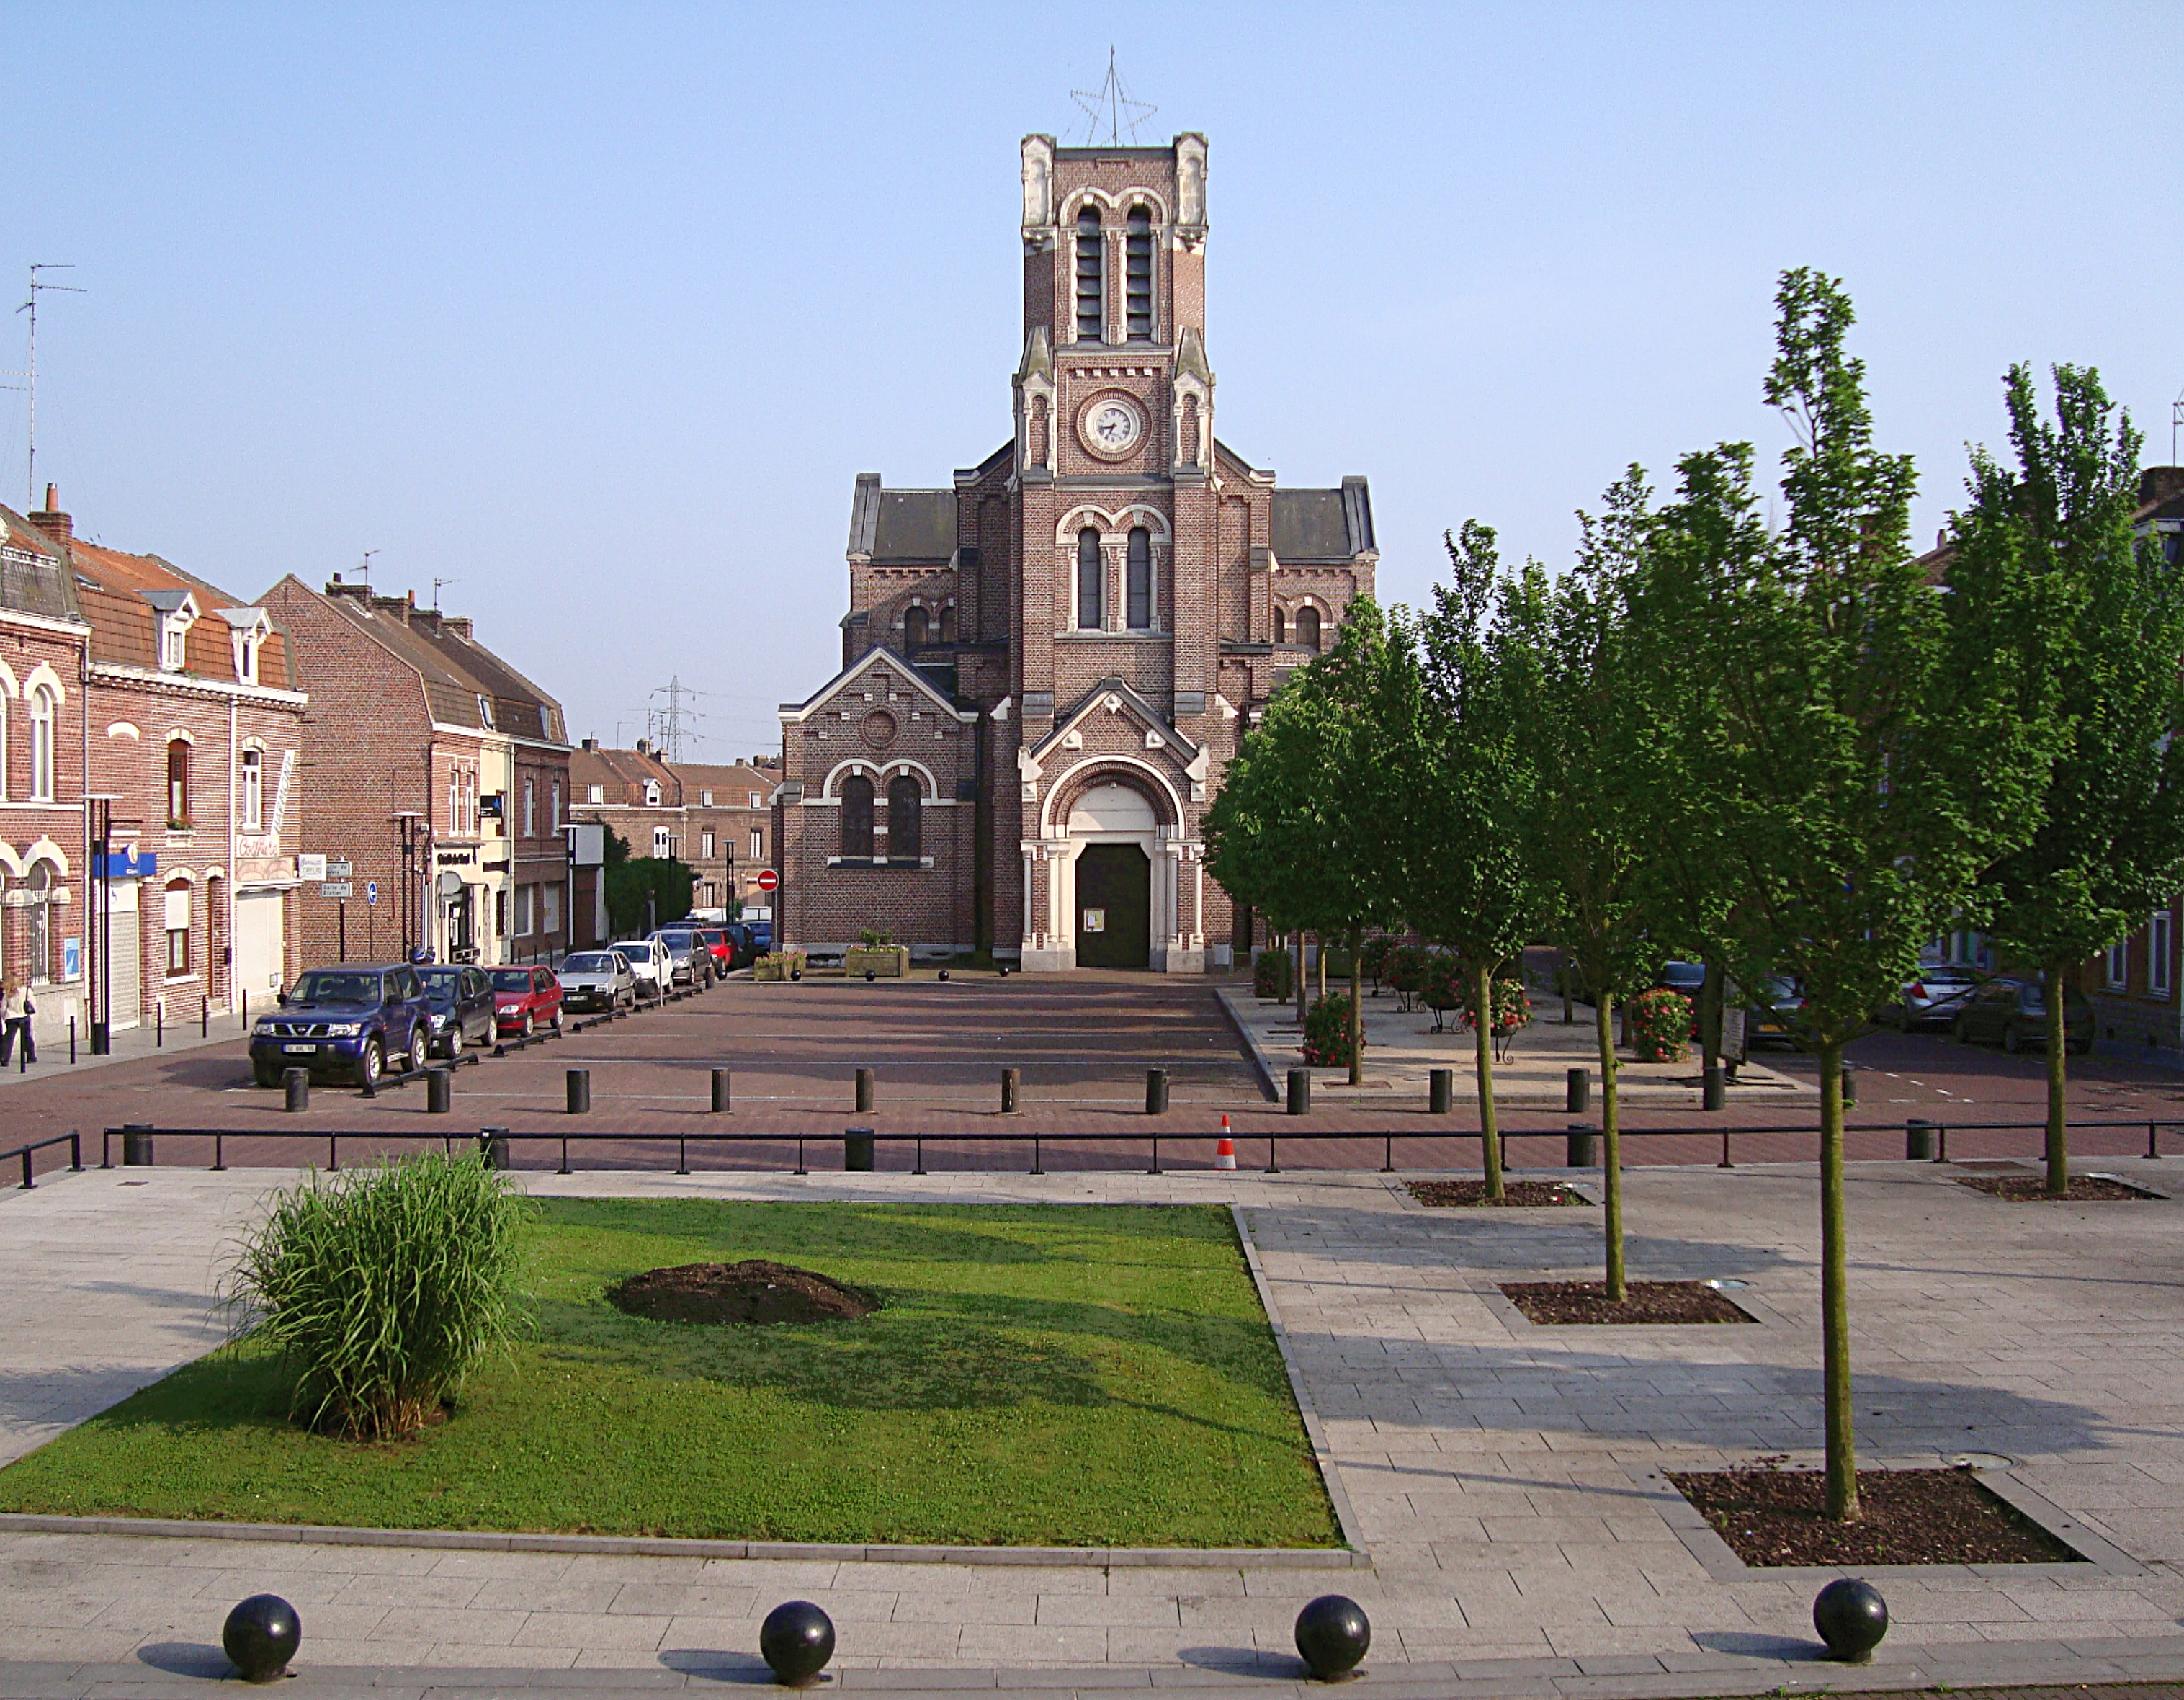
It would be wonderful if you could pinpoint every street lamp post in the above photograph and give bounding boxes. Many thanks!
[84,794,120,1055]
[393,810,424,963]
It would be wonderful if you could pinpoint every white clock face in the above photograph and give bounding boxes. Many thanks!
[1085,399,1142,455]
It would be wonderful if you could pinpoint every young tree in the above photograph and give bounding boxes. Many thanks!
[1943,364,2184,1196]
[1407,522,1544,1198]
[1705,270,2057,1520]
[1499,476,1666,1296]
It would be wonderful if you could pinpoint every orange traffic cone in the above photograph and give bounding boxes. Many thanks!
[1215,1114,1237,1170]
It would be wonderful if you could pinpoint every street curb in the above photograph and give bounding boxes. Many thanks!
[1212,986,1282,1101]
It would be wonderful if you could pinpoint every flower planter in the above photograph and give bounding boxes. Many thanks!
[844,945,909,979]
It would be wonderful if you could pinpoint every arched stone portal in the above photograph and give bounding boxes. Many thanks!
[1068,784,1156,968]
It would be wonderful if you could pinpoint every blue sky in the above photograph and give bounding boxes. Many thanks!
[4,3,2178,756]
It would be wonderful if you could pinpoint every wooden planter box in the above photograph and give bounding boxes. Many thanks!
[844,945,910,978]
[753,951,807,983]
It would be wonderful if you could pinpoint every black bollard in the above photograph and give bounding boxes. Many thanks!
[1286,1067,1311,1116]
[426,1068,451,1114]
[855,1065,875,1113]
[1841,1064,1859,1108]
[223,1593,302,1683]
[844,1126,875,1172]
[566,1068,590,1115]
[712,1067,731,1114]
[478,1127,512,1170]
[1294,1594,1371,1681]
[1566,1067,1590,1114]
[996,964,1008,978]
[759,1599,836,1687]
[1702,1065,1725,1111]
[937,969,949,982]
[1812,1578,1888,1663]
[864,968,876,982]
[122,1123,154,1167]
[1001,1066,1020,1114]
[1428,1067,1453,1115]
[1145,1067,1170,1115]
[1565,1121,1598,1167]
[1905,1117,1938,1161]
[283,1069,309,1113]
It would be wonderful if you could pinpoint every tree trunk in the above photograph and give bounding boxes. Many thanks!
[1596,988,1624,1302]
[1476,959,1504,1200]
[1819,1039,1859,1521]
[1294,933,1307,1024]
[1347,925,1364,1088]
[1317,936,1328,1001]
[1562,949,1573,1024]
[2044,961,2069,1199]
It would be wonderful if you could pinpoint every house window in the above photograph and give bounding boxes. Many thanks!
[1297,605,1323,652]
[477,694,495,729]
[2152,908,2174,998]
[1074,205,1104,341]
[1127,527,1152,629]
[1124,205,1153,339]
[841,773,874,858]
[496,887,509,937]
[700,831,715,859]
[164,877,191,976]
[241,748,264,831]
[26,864,53,983]
[514,885,534,937]
[644,779,661,807]
[166,738,192,827]
[541,884,560,934]
[887,774,921,861]
[1077,527,1102,629]
[588,784,604,805]
[653,826,673,859]
[905,606,929,648]
[748,791,761,808]
[161,616,187,672]
[523,777,536,838]
[751,828,763,860]
[1273,607,1287,644]
[237,635,258,685]
[28,686,54,802]
[551,780,561,828]
[700,789,714,807]
[2107,939,2128,989]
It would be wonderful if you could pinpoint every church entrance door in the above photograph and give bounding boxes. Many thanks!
[1075,844,1151,970]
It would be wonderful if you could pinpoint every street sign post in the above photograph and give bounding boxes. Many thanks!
[326,859,353,880]
[756,868,779,893]
[321,881,354,900]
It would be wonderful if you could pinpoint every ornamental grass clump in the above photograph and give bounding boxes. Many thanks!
[228,1152,529,1441]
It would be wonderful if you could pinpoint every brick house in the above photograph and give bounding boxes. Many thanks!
[666,759,778,920]
[259,576,570,967]
[774,133,1377,968]
[0,497,94,1049]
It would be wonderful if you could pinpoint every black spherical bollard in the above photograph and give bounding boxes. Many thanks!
[223,1593,301,1683]
[1294,1593,1370,1681]
[760,1599,836,1686]
[1813,1577,1888,1663]
[864,968,876,982]
[938,969,949,982]
[997,964,1008,978]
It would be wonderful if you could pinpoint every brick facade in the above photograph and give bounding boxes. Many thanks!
[777,133,1377,968]
[568,743,785,926]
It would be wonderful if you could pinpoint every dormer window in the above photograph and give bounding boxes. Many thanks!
[223,609,270,685]
[237,635,257,684]
[161,614,187,671]
[644,779,661,807]
[478,694,495,729]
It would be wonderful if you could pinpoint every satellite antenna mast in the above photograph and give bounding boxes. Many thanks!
[14,264,84,513]
[1070,48,1156,146]
[359,548,380,584]
[431,576,457,611]
[2172,381,2182,467]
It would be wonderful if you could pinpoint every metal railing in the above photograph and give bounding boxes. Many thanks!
[4,1130,82,1188]
[76,1114,2184,1182]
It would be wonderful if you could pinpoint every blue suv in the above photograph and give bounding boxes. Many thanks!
[251,962,433,1088]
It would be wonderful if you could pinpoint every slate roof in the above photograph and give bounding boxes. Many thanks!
[1271,478,1375,563]
[848,474,959,564]
[0,504,84,625]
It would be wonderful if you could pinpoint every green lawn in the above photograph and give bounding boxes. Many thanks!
[0,1200,1341,1549]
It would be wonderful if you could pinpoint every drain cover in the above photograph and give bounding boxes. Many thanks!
[1705,1279,1751,1289]
[1949,1451,2014,1469]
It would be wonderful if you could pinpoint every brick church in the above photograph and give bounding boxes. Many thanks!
[774,131,1377,971]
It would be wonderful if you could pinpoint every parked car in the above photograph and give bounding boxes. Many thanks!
[612,938,671,998]
[1746,975,1807,1050]
[1652,960,1707,1037]
[491,964,564,1036]
[648,926,712,987]
[416,965,498,1058]
[747,920,774,954]
[558,949,637,1013]
[249,962,432,1088]
[1951,976,2094,1055]
[722,921,768,967]
[693,927,735,974]
[1884,965,1981,1029]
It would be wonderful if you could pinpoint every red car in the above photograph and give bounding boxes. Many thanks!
[491,965,563,1037]
[694,928,735,973]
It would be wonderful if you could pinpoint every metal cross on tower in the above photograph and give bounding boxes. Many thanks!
[1070,49,1156,147]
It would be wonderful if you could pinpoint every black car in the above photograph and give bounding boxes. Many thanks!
[1952,977,2094,1055]
[416,964,498,1058]
[249,962,433,1087]
[1747,975,1807,1050]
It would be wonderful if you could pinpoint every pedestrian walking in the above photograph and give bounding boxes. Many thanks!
[0,979,34,1066]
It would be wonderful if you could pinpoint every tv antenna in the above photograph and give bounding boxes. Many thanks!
[648,674,707,764]
[359,548,380,583]
[431,576,457,610]
[1071,49,1155,146]
[2172,380,2182,466]
[10,265,85,514]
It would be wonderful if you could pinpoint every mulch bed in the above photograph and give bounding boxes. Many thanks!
[1500,1279,1751,1325]
[1670,1464,2081,1566]
[1408,1180,1588,1208]
[605,1260,878,1325]
[1955,1173,2160,1202]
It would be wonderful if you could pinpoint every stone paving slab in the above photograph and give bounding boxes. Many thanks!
[6,1163,2184,1683]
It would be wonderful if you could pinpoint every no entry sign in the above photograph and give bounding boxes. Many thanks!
[756,868,779,893]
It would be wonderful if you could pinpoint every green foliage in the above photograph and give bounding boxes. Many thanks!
[1301,993,1361,1068]
[1625,988,1693,1062]
[857,927,895,947]
[13,1202,1338,1550]
[603,827,697,937]
[1359,935,1396,990]
[227,1153,530,1441]
[1253,946,1293,1001]
[1387,944,1432,1008]
[1461,975,1533,1039]
[1416,952,1464,1014]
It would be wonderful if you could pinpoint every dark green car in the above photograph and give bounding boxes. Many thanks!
[1951,976,2094,1056]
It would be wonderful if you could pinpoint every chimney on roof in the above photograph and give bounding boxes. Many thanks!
[370,592,410,622]
[326,573,370,601]
[2140,468,2184,508]
[581,736,597,751]
[443,615,472,640]
[27,483,71,543]
[635,737,650,756]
